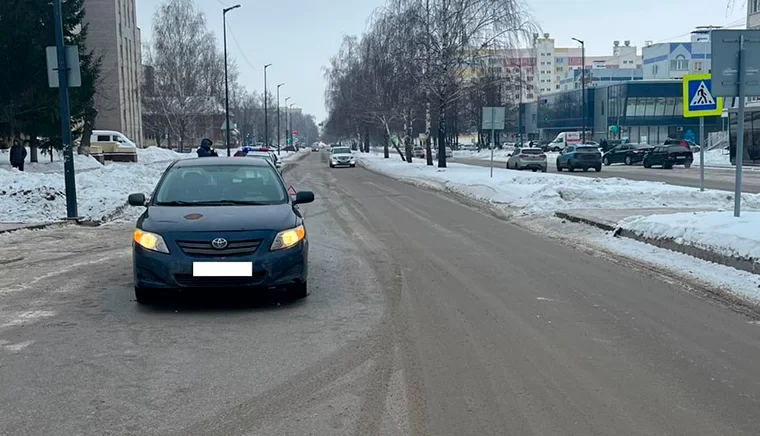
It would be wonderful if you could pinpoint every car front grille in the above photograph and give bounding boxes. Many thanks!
[176,239,263,256]
[174,271,268,288]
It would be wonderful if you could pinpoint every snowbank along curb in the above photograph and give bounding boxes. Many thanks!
[555,211,760,275]
[0,221,69,234]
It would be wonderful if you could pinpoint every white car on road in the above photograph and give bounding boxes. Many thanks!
[329,146,356,168]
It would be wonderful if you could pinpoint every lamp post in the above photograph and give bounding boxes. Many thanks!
[572,37,586,143]
[276,83,284,155]
[222,4,241,156]
[263,63,272,146]
[284,97,290,147]
[289,103,295,148]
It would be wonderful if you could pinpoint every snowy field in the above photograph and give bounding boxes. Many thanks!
[0,146,307,223]
[358,152,760,304]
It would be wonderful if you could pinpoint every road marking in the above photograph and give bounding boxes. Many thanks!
[536,297,555,302]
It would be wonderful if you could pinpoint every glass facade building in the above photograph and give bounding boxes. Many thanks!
[532,80,722,143]
[727,104,760,166]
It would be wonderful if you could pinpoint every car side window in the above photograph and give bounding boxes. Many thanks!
[565,146,574,154]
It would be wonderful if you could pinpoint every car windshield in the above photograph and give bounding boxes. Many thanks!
[333,147,351,154]
[154,164,287,205]
[634,144,652,149]
[576,147,599,153]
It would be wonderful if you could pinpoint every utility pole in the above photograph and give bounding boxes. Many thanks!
[263,63,271,145]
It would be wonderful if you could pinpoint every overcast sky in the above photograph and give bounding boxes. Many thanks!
[135,0,746,122]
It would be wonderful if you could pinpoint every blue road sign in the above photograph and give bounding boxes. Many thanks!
[682,73,723,118]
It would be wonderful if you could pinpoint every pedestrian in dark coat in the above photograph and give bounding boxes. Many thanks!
[9,139,27,171]
[196,138,218,157]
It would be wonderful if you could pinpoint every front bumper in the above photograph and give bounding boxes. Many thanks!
[133,240,308,290]
[516,161,547,169]
[331,160,355,166]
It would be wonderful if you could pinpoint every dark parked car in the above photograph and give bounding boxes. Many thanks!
[602,143,654,166]
[643,145,694,169]
[556,145,602,172]
[127,157,315,304]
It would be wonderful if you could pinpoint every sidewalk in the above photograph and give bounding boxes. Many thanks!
[555,208,760,275]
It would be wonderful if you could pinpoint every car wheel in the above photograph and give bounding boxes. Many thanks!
[643,160,652,168]
[603,156,610,166]
[290,281,308,300]
[624,155,632,165]
[541,167,547,173]
[552,147,560,152]
[567,163,574,172]
[134,286,156,305]
[684,161,692,168]
[594,165,602,172]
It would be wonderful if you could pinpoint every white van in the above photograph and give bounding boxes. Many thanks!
[548,131,592,151]
[90,130,138,162]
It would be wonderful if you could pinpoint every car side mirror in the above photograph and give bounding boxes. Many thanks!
[128,193,146,206]
[293,191,314,205]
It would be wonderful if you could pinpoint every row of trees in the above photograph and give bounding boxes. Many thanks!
[323,0,536,166]
[0,0,100,161]
[143,0,319,151]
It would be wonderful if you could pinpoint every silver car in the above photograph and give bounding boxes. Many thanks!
[329,146,356,167]
[244,151,281,172]
[506,147,547,172]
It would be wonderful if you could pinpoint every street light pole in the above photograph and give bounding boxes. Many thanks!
[284,97,290,147]
[289,103,295,148]
[53,0,77,218]
[276,83,284,155]
[263,63,272,146]
[572,37,586,143]
[222,4,241,156]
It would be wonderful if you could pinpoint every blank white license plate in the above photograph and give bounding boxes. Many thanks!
[192,262,252,277]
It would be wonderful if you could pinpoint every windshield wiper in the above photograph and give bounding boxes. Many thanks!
[155,200,267,206]
[154,200,199,206]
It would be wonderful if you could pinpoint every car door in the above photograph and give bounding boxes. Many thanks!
[612,145,630,163]
[647,146,664,165]
[560,146,574,165]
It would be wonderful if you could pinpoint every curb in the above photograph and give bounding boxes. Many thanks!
[555,211,760,275]
[0,221,69,235]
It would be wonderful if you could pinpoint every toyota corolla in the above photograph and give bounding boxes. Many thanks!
[127,157,315,304]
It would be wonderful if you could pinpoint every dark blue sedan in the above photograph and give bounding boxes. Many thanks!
[127,157,315,304]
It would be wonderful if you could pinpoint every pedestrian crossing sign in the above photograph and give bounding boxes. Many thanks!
[682,73,723,118]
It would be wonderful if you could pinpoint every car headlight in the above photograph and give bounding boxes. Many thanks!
[270,224,306,251]
[133,229,169,253]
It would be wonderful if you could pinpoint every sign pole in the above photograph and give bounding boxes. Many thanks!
[699,116,705,191]
[490,106,495,178]
[734,35,746,217]
[53,0,78,219]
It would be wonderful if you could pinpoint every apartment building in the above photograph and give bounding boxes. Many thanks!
[84,0,143,145]
[533,33,642,95]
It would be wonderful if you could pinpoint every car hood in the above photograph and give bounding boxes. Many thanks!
[138,204,297,234]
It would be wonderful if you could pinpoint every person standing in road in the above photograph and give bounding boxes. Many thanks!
[9,138,27,171]
[196,138,218,157]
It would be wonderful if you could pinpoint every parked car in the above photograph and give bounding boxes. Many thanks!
[432,146,453,158]
[556,145,602,172]
[412,146,425,158]
[127,157,315,304]
[602,143,654,166]
[642,145,694,169]
[241,150,282,172]
[506,147,547,172]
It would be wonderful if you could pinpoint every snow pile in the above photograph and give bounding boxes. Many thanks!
[619,211,760,261]
[693,149,731,167]
[0,161,170,223]
[358,153,760,216]
[136,146,193,164]
[0,147,103,172]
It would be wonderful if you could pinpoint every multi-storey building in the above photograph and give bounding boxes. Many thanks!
[642,26,715,80]
[83,0,143,145]
[749,0,760,28]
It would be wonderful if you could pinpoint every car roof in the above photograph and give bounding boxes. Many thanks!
[173,157,272,168]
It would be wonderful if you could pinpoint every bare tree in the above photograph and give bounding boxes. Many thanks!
[143,0,231,151]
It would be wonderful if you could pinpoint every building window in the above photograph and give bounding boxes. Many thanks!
[674,97,683,116]
[626,97,638,116]
[670,56,689,71]
[694,61,703,71]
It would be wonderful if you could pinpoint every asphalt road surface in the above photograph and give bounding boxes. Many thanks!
[454,156,760,193]
[1,152,760,435]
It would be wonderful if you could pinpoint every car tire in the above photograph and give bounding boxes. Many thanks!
[643,161,652,168]
[603,156,610,166]
[541,167,547,173]
[290,281,308,300]
[594,165,602,172]
[684,161,692,168]
[552,147,560,152]
[624,155,632,165]
[556,164,562,171]
[567,163,574,172]
[134,286,156,305]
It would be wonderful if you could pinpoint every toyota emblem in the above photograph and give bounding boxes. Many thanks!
[211,238,228,249]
